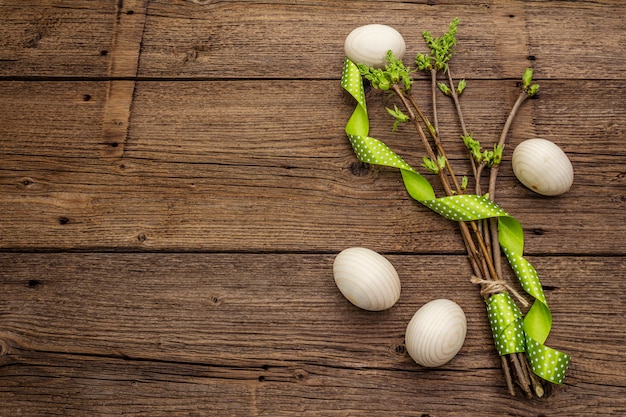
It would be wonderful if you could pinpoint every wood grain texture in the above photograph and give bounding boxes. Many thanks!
[1,0,625,415]
[138,0,626,80]
[102,0,149,153]
[1,1,625,79]
[0,1,115,77]
[0,79,624,252]
[0,253,624,416]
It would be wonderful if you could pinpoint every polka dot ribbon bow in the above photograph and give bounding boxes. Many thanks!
[341,58,570,384]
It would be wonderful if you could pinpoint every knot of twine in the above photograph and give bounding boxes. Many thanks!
[470,276,529,308]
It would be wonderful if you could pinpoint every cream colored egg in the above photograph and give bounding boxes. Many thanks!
[333,247,401,311]
[512,138,574,196]
[405,299,467,367]
[344,24,406,68]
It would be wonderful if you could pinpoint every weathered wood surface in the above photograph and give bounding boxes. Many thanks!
[1,254,624,416]
[1,79,624,253]
[2,0,626,79]
[1,0,625,415]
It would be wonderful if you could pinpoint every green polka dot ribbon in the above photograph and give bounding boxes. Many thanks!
[341,58,570,384]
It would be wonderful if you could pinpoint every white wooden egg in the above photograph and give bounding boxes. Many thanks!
[405,299,467,367]
[333,247,401,311]
[344,24,406,68]
[512,138,574,196]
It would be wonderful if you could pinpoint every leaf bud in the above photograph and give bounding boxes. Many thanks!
[522,68,534,89]
[437,82,452,96]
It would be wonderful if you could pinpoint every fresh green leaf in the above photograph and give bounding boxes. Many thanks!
[422,157,440,174]
[437,155,447,170]
[522,67,534,90]
[493,144,504,166]
[357,51,412,93]
[438,82,452,96]
[386,105,410,132]
[462,134,482,162]
[461,175,468,191]
[528,83,540,97]
[457,79,467,95]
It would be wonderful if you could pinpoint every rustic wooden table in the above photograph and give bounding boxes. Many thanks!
[1,1,625,415]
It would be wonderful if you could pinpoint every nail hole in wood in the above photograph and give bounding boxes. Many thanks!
[27,279,41,288]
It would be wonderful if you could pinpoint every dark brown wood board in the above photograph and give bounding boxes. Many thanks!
[1,1,625,415]
[1,253,624,415]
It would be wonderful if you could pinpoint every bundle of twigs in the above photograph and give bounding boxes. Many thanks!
[355,19,548,397]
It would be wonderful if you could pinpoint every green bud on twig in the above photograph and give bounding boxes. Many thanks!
[493,144,504,166]
[483,149,494,166]
[522,68,533,90]
[461,176,468,191]
[456,79,467,95]
[462,134,482,163]
[379,79,391,90]
[357,51,413,93]
[521,67,540,97]
[438,82,452,96]
[437,155,447,171]
[386,105,410,132]
[422,157,440,174]
[415,53,432,71]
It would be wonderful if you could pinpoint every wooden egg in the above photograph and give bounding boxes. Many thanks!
[405,299,467,367]
[344,24,406,68]
[512,138,574,196]
[333,247,401,311]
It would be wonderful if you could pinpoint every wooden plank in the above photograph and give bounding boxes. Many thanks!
[0,1,116,77]
[1,79,625,252]
[138,0,626,79]
[0,253,624,415]
[526,1,626,80]
[2,1,625,79]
